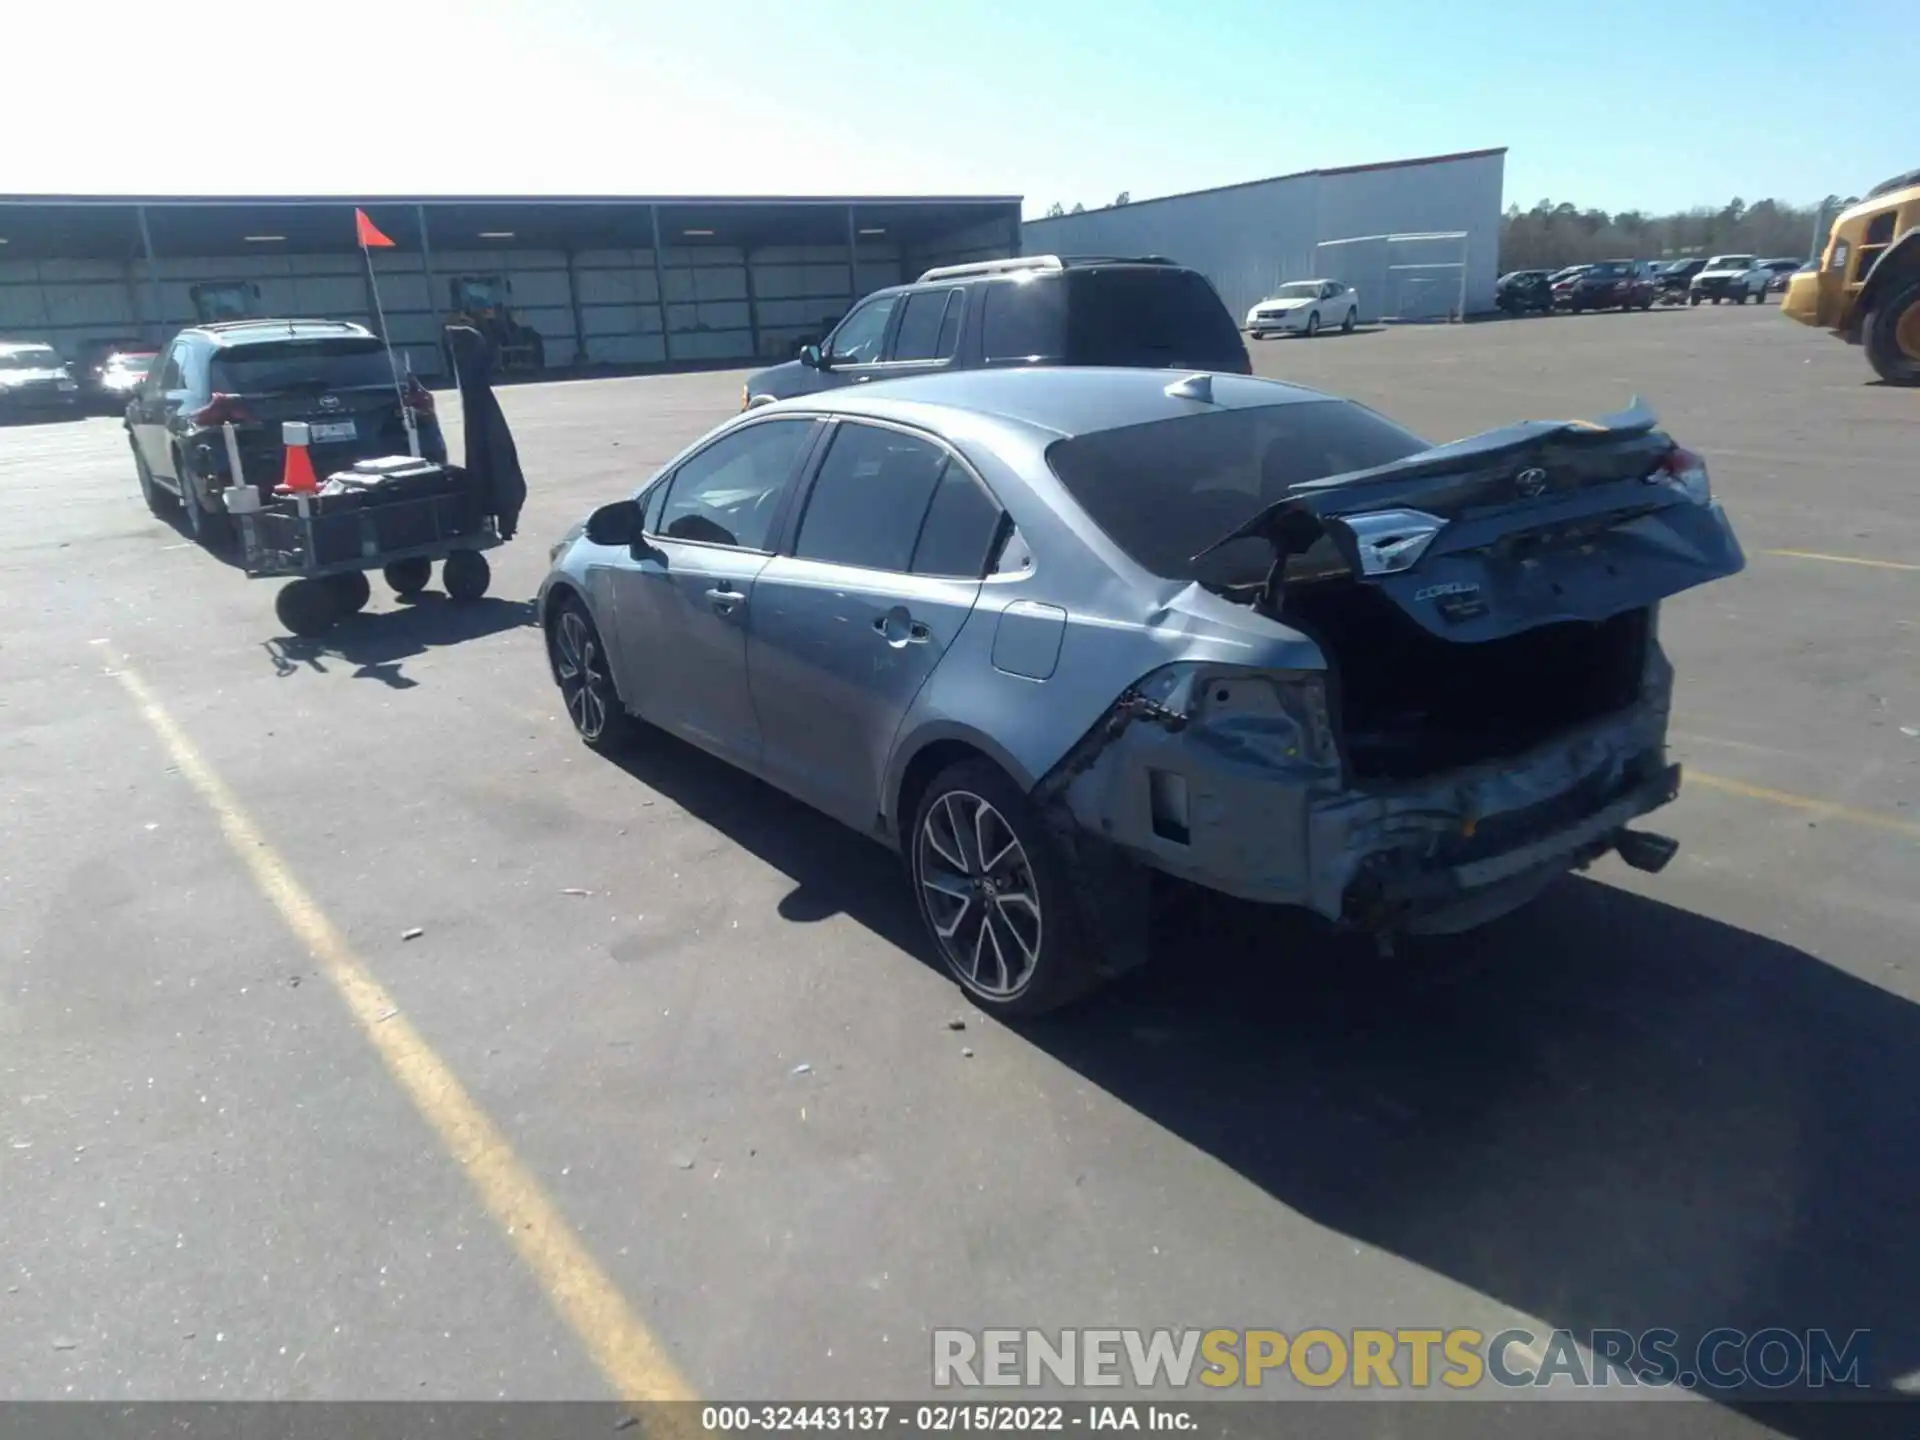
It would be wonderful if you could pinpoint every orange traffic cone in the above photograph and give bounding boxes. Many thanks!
[280,431,318,495]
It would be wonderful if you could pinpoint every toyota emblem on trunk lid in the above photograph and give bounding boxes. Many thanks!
[1515,467,1548,497]
[317,394,342,410]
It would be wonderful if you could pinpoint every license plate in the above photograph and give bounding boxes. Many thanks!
[310,420,356,442]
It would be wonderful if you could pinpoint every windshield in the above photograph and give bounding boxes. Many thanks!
[107,354,155,374]
[1269,283,1322,300]
[1707,256,1754,270]
[1045,399,1428,585]
[0,347,63,371]
[1586,263,1631,278]
[209,339,396,393]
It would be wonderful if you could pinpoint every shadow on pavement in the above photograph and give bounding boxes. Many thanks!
[598,726,1918,1435]
[262,593,537,688]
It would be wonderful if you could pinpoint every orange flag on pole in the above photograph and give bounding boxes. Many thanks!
[355,208,396,248]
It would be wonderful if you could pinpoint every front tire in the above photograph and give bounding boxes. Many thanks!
[1864,276,1920,385]
[910,760,1099,1018]
[1304,310,1320,338]
[548,598,638,752]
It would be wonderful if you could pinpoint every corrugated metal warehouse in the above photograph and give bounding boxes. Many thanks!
[1023,147,1507,325]
[0,196,1020,375]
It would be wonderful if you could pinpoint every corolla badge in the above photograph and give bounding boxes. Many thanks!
[1515,466,1549,497]
[1414,581,1480,602]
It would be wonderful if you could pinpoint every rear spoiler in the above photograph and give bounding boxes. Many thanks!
[1192,398,1668,569]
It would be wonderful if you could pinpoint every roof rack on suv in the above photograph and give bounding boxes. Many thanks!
[195,318,370,339]
[915,253,1182,283]
[917,255,1066,283]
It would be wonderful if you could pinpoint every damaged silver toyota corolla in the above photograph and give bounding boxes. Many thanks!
[538,367,1745,1016]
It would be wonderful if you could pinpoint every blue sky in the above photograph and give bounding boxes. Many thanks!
[14,0,1915,216]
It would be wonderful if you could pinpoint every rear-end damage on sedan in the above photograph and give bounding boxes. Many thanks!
[1028,400,1741,958]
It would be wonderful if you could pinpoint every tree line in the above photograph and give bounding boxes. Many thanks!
[1499,195,1859,272]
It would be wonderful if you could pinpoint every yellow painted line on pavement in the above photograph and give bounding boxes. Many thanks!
[105,652,695,1404]
[1689,769,1920,840]
[1763,548,1920,573]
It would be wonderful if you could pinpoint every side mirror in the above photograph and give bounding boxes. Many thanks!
[584,499,642,547]
[799,343,824,370]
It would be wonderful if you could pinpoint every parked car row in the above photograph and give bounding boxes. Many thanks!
[1496,253,1808,316]
[0,337,161,421]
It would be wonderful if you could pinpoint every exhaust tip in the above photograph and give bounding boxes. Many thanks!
[1615,829,1680,874]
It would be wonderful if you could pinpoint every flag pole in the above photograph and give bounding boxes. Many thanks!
[358,212,419,458]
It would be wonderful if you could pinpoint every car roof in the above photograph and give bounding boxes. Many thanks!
[781,366,1334,440]
[184,319,375,346]
[0,340,60,353]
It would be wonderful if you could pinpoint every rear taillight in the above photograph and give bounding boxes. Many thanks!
[1652,445,1711,504]
[192,393,255,426]
[403,377,435,415]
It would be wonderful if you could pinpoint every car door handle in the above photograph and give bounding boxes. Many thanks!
[706,586,745,610]
[872,614,930,643]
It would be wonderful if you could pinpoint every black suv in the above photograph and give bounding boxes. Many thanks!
[125,319,444,545]
[741,255,1250,408]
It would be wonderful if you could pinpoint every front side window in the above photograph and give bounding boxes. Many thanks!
[794,422,951,573]
[827,296,898,366]
[655,419,813,550]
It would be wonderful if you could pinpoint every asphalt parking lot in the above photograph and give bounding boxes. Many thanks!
[3,304,1916,1427]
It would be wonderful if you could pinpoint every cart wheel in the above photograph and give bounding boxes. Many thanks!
[442,550,491,602]
[276,579,337,638]
[327,570,372,615]
[383,557,433,596]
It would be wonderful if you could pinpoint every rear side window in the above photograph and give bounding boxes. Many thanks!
[795,423,950,573]
[911,469,1003,578]
[891,288,962,362]
[1062,268,1246,370]
[982,277,1068,362]
[211,339,395,393]
[1045,400,1427,584]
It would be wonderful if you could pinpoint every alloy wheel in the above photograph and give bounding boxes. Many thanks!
[916,790,1043,998]
[553,608,610,741]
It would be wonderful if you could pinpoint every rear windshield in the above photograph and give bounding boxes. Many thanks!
[109,354,155,373]
[0,347,63,370]
[210,338,394,393]
[1045,400,1428,584]
[981,269,1245,370]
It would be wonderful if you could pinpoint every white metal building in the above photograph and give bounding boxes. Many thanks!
[1021,147,1506,324]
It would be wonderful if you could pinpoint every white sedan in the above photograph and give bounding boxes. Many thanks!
[1245,280,1359,338]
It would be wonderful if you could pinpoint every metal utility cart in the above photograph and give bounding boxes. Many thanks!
[234,457,502,637]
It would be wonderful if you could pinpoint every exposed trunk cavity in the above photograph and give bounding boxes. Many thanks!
[1276,580,1651,782]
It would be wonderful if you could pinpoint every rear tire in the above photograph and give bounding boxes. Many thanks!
[326,570,372,615]
[275,579,337,638]
[909,759,1101,1018]
[442,549,491,602]
[175,451,232,549]
[1864,276,1920,385]
[383,557,432,596]
[134,447,176,517]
